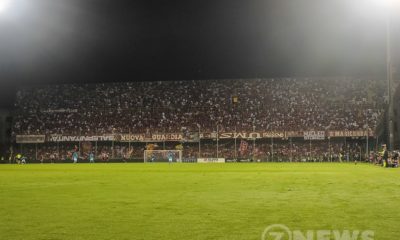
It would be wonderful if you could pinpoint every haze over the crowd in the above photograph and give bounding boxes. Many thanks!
[0,0,398,107]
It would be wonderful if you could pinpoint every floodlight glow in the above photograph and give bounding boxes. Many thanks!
[373,0,397,7]
[0,0,11,13]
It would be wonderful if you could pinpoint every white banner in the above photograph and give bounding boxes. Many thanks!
[304,131,325,140]
[197,158,225,163]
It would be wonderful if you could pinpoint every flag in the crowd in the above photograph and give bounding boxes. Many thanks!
[239,140,248,155]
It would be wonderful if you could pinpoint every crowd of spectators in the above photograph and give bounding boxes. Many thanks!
[13,77,385,136]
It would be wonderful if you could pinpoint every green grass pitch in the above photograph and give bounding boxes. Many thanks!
[0,163,399,240]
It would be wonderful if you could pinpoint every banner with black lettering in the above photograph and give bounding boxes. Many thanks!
[48,135,115,142]
[27,129,376,143]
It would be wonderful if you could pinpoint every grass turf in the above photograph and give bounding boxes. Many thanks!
[0,163,399,240]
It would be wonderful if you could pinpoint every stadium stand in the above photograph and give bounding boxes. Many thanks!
[11,77,387,162]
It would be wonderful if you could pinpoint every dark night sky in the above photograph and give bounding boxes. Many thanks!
[0,0,399,108]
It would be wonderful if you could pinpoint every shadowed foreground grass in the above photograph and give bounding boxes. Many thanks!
[0,163,399,240]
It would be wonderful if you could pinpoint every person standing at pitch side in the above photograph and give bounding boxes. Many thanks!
[382,144,389,167]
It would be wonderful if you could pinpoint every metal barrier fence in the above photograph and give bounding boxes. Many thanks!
[9,137,381,163]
